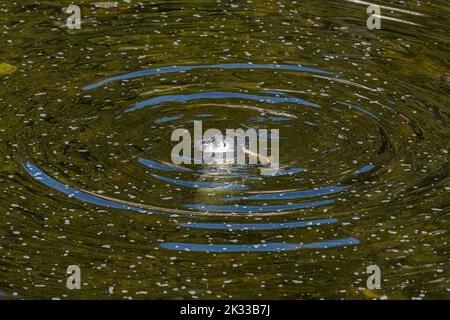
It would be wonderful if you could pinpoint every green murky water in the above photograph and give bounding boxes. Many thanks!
[0,0,449,299]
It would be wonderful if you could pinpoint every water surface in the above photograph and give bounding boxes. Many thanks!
[0,0,449,299]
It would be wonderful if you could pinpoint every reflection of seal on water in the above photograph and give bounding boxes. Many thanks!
[193,134,272,207]
[196,134,272,167]
[195,134,236,167]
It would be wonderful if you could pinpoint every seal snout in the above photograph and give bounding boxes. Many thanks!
[197,134,231,153]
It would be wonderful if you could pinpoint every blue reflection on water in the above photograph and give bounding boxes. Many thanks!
[138,157,193,172]
[353,163,376,174]
[154,115,182,124]
[227,185,350,201]
[83,63,335,91]
[177,218,337,230]
[196,113,213,118]
[125,91,320,113]
[160,237,360,252]
[340,102,380,121]
[23,162,148,213]
[186,199,333,212]
[259,90,288,96]
[253,116,292,122]
[259,167,305,177]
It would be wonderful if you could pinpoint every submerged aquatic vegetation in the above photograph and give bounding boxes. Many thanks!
[0,63,16,77]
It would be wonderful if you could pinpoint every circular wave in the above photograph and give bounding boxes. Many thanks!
[18,62,438,253]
